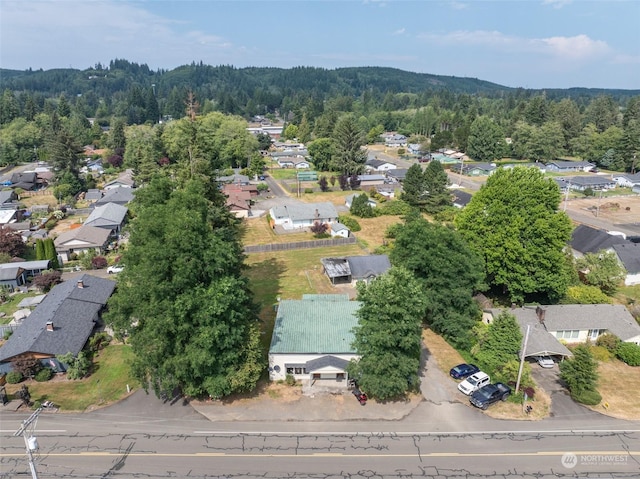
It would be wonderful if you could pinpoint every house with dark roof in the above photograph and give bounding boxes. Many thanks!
[461,162,497,176]
[269,202,338,231]
[0,265,26,291]
[545,160,594,173]
[612,243,640,286]
[321,255,391,285]
[268,294,360,385]
[484,304,640,361]
[386,168,408,182]
[103,170,135,190]
[95,186,134,206]
[84,189,103,203]
[365,158,397,172]
[612,172,640,188]
[54,225,111,262]
[452,190,472,208]
[570,224,629,257]
[9,172,37,191]
[565,175,616,191]
[0,275,116,372]
[0,190,18,206]
[84,202,128,235]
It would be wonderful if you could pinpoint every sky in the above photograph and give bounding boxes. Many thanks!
[1,0,639,90]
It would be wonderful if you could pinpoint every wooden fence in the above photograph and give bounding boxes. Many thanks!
[244,236,356,253]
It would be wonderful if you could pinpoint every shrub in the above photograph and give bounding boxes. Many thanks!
[91,256,108,269]
[590,345,612,362]
[338,215,361,232]
[596,333,620,352]
[3,329,12,340]
[377,199,412,216]
[433,208,458,223]
[615,342,640,366]
[89,332,112,352]
[35,368,53,382]
[45,219,57,230]
[304,188,314,194]
[571,389,602,405]
[285,374,296,386]
[6,371,23,384]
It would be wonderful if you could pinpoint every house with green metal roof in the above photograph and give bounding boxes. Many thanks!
[268,294,361,385]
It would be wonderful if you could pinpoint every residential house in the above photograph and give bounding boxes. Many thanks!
[268,294,360,384]
[545,160,595,173]
[356,174,386,188]
[612,243,640,286]
[269,202,338,231]
[461,163,497,176]
[0,275,116,373]
[384,134,407,148]
[218,173,250,185]
[330,222,350,239]
[484,305,640,361]
[0,209,20,226]
[386,168,408,182]
[365,158,397,172]
[407,143,422,155]
[452,190,472,208]
[103,170,135,190]
[9,172,37,191]
[570,224,629,257]
[564,175,616,191]
[0,260,50,279]
[612,172,640,188]
[223,188,253,219]
[0,265,26,291]
[54,225,111,262]
[321,255,391,285]
[84,189,103,204]
[0,190,18,207]
[345,194,377,209]
[84,202,128,236]
[95,187,135,206]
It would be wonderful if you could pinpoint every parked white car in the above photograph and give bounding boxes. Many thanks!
[458,371,490,395]
[107,264,124,274]
[536,356,555,368]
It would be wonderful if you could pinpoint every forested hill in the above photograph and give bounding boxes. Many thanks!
[1,61,638,104]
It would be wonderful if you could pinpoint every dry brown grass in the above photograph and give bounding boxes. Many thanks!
[355,215,403,252]
[588,360,640,420]
[422,329,466,373]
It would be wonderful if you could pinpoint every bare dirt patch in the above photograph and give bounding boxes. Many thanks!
[565,196,640,224]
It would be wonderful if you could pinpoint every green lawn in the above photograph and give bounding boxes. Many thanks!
[0,292,40,325]
[5,344,138,411]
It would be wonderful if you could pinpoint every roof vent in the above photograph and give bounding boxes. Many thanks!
[77,280,84,289]
[46,321,54,332]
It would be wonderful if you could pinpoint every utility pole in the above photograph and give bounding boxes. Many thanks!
[13,407,42,479]
[515,325,531,394]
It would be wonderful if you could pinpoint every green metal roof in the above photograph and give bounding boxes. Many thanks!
[269,296,361,354]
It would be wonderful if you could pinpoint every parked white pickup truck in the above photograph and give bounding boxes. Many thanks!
[457,371,490,395]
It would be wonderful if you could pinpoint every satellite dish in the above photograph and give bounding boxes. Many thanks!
[274,365,281,372]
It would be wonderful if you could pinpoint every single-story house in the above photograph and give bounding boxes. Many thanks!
[554,178,570,192]
[269,202,339,231]
[365,158,397,172]
[356,174,386,188]
[9,172,37,191]
[461,163,497,176]
[84,202,128,235]
[224,189,253,218]
[0,209,19,225]
[484,304,640,361]
[54,225,111,262]
[268,294,360,384]
[612,243,640,286]
[0,265,26,291]
[84,189,103,203]
[0,190,18,206]
[545,160,595,173]
[0,275,116,372]
[0,260,50,280]
[564,175,616,191]
[95,187,135,206]
[345,193,377,209]
[294,159,311,169]
[612,172,640,188]
[103,170,135,190]
[384,134,407,148]
[386,168,408,182]
[218,173,250,185]
[570,224,630,257]
[321,255,391,285]
[222,183,259,198]
[330,222,350,238]
[452,190,472,208]
[407,143,422,155]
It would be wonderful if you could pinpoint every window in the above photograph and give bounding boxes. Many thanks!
[557,330,580,340]
[286,367,294,374]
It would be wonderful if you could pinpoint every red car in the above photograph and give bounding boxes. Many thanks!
[352,387,367,406]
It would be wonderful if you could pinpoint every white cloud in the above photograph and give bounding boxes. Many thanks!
[535,34,610,60]
[392,28,406,36]
[450,1,468,10]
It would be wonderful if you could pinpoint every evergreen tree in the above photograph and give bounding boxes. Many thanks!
[474,311,522,372]
[332,114,367,176]
[35,239,45,260]
[350,193,375,218]
[401,163,426,209]
[422,160,451,214]
[43,238,59,269]
[108,118,127,150]
[559,344,601,405]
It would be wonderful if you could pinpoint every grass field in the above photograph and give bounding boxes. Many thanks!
[589,359,640,420]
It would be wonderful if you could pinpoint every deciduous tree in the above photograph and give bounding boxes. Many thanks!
[348,267,426,400]
[576,251,626,295]
[455,167,573,304]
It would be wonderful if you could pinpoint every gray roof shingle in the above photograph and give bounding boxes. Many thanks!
[613,243,640,274]
[570,224,629,254]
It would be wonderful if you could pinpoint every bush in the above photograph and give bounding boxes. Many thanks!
[285,374,296,386]
[89,332,112,352]
[338,215,361,232]
[596,333,620,352]
[3,329,12,340]
[304,188,314,194]
[35,368,53,382]
[571,389,602,405]
[377,199,412,216]
[590,345,612,362]
[92,256,108,269]
[615,342,640,366]
[6,371,23,384]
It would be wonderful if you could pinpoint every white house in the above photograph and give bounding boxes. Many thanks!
[269,202,338,231]
[365,158,397,172]
[345,193,377,209]
[330,223,350,238]
[612,243,640,286]
[545,160,595,173]
[612,172,640,188]
[268,294,360,385]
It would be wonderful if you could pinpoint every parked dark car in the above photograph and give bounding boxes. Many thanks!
[449,363,480,380]
[469,382,511,410]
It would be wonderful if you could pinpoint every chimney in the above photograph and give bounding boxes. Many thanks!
[77,279,84,289]
[536,306,546,324]
[46,321,54,332]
